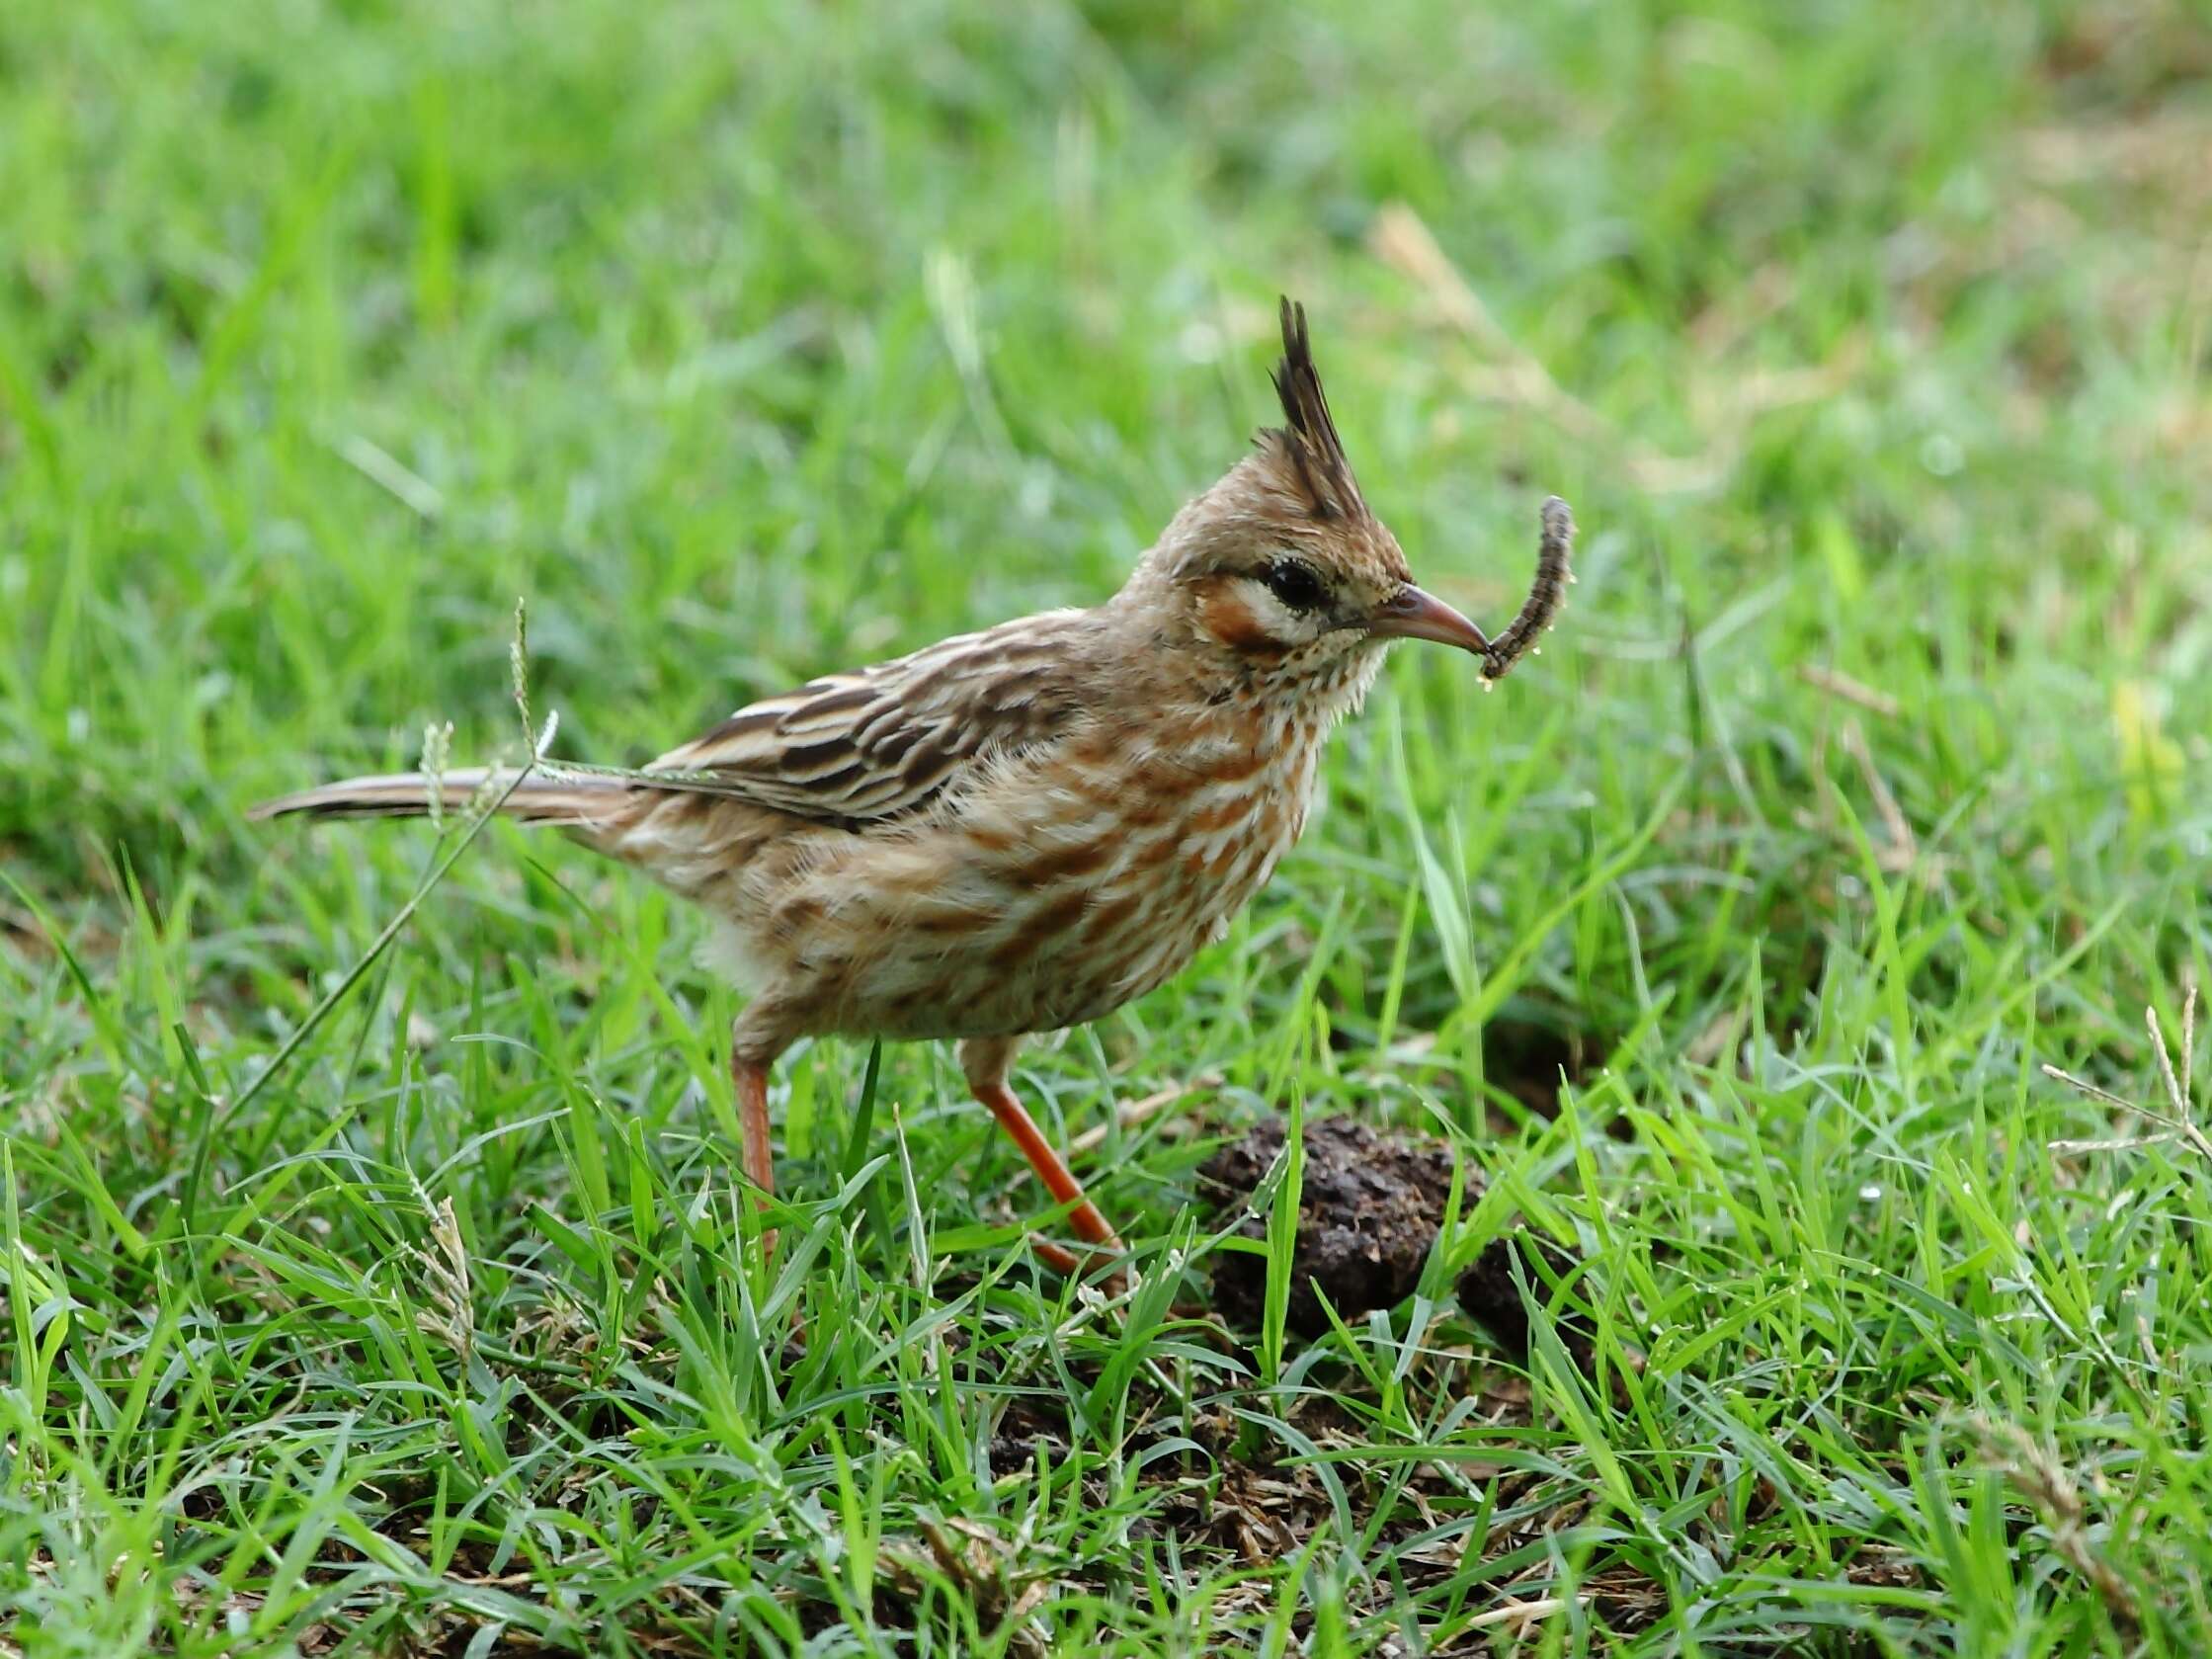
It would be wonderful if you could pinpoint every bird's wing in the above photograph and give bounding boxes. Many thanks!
[644,611,1096,825]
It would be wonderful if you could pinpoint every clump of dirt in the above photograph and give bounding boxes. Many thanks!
[1198,1115,1460,1336]
[1200,1115,1601,1364]
[1452,1228,1598,1371]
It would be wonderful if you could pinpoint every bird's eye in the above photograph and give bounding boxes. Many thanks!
[1260,558,1327,613]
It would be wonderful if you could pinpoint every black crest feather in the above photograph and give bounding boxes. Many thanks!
[1266,297,1367,521]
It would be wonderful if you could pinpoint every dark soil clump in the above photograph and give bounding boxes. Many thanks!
[1200,1115,1604,1368]
[1198,1115,1460,1336]
[1452,1229,1598,1369]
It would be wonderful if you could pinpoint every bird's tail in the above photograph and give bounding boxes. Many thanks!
[249,768,629,828]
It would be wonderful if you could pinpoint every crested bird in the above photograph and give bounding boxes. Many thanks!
[255,299,1572,1270]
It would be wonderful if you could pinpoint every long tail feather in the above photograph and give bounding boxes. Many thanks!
[249,768,628,827]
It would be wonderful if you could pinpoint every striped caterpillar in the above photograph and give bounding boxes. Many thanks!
[1481,495,1574,683]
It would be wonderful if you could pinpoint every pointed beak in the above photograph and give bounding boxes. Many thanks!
[1366,585,1491,655]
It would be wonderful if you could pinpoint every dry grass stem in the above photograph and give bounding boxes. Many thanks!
[1842,718,1917,873]
[1068,1071,1221,1156]
[1975,1420,2140,1637]
[1370,201,1861,493]
[415,1194,475,1363]
[1799,663,1902,718]
[2044,982,2211,1163]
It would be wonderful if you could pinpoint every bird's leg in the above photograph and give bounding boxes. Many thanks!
[732,1048,777,1258]
[971,1078,1123,1254]
[959,1036,1123,1279]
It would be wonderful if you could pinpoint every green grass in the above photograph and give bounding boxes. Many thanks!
[5,0,2212,1650]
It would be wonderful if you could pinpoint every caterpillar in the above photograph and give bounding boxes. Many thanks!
[1481,495,1574,683]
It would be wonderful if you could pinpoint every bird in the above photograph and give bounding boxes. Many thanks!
[254,298,1572,1271]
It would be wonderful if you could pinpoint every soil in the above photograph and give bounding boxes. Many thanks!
[1197,1114,1459,1337]
[1451,1227,1598,1370]
[986,1394,1073,1477]
[1203,1119,1459,1336]
[1199,1113,1595,1363]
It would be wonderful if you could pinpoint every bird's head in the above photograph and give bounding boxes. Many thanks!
[1123,298,1490,690]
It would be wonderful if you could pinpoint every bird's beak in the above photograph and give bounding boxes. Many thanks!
[1366,585,1491,655]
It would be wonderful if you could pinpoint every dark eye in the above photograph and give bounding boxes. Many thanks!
[1261,558,1327,613]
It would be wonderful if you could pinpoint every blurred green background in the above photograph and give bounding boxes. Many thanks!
[7,0,2205,868]
[4,0,2212,1652]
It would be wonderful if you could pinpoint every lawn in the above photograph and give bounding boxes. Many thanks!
[5,0,2212,1652]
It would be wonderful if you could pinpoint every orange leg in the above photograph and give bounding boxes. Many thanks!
[971,1078,1123,1257]
[733,1055,777,1257]
[959,1037,1122,1264]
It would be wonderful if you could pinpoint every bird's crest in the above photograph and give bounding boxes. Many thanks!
[1265,297,1368,523]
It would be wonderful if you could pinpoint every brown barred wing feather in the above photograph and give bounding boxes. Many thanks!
[645,612,1096,825]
